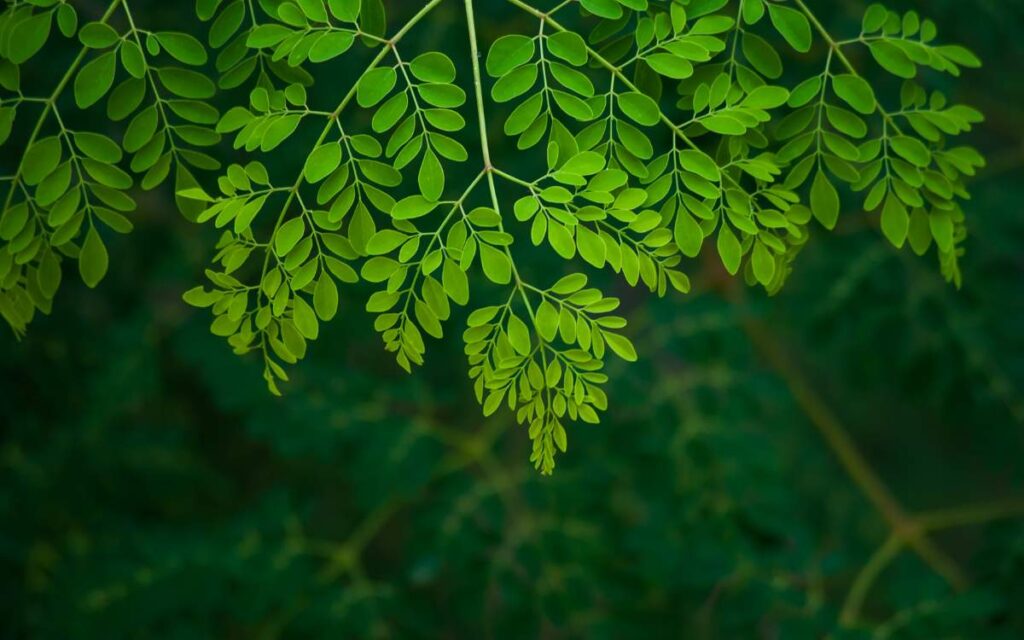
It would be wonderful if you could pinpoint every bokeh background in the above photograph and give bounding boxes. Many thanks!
[2,0,1023,637]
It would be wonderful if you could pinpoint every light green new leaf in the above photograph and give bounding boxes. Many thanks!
[561,151,605,176]
[442,258,469,305]
[674,209,703,258]
[580,0,623,19]
[890,136,931,167]
[743,86,790,109]
[309,32,355,63]
[293,296,319,340]
[492,64,538,103]
[366,229,408,255]
[535,300,559,341]
[576,225,605,268]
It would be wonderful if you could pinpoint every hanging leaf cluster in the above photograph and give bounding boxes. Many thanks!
[0,0,985,473]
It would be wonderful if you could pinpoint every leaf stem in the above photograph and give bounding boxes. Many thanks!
[121,1,182,164]
[463,0,531,304]
[464,0,493,172]
[491,167,531,189]
[466,0,563,472]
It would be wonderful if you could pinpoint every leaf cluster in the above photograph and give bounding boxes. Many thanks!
[0,0,986,473]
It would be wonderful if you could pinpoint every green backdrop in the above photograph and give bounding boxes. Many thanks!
[2,0,1023,637]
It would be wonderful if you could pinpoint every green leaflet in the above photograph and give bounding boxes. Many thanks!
[410,52,456,84]
[881,191,909,248]
[617,91,661,126]
[810,168,840,230]
[304,143,342,184]
[486,34,535,77]
[6,11,52,64]
[74,51,116,108]
[831,74,876,115]
[79,225,109,288]
[767,3,812,53]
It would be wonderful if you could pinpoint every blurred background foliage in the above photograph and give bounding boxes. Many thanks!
[2,0,1024,637]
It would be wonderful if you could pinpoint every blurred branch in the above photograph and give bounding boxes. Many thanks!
[840,534,903,626]
[838,499,1024,626]
[916,499,1024,532]
[735,288,1024,628]
[736,304,968,590]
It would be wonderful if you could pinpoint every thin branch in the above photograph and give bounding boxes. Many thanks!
[917,499,1024,532]
[463,0,542,325]
[840,534,903,626]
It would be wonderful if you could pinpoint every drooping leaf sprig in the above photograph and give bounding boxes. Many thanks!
[0,0,986,473]
[0,0,220,334]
